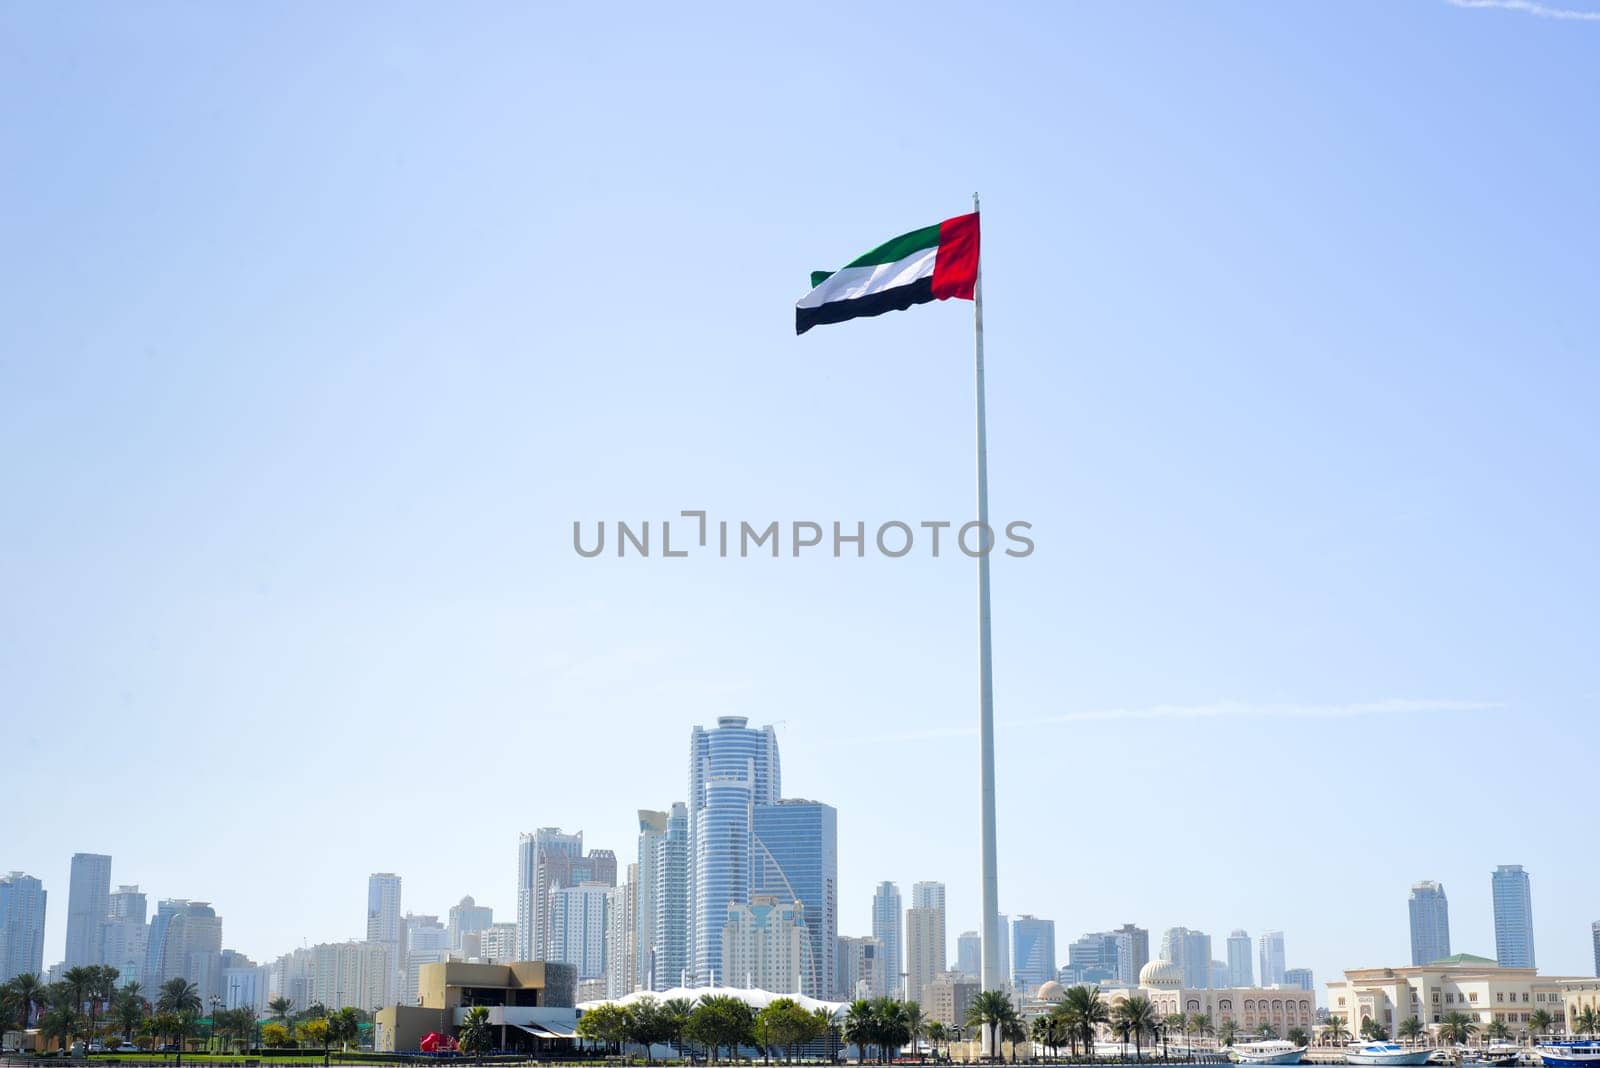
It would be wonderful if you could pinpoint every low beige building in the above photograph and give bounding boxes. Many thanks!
[1554,978,1600,1035]
[373,960,577,1054]
[1327,955,1588,1040]
[1121,959,1316,1038]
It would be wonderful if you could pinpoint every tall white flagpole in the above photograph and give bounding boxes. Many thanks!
[972,191,1003,996]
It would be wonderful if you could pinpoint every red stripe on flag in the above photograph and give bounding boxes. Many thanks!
[930,211,980,301]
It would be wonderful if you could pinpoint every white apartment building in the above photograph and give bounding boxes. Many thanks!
[722,896,808,995]
[310,940,389,1012]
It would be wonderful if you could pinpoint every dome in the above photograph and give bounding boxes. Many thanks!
[1037,980,1066,1002]
[1139,959,1183,988]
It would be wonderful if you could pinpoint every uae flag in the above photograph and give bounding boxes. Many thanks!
[795,212,980,334]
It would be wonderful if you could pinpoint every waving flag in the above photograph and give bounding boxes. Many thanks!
[795,212,980,334]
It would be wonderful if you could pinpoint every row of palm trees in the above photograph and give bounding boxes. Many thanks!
[1352,1005,1588,1049]
[976,986,1313,1063]
[0,968,219,1052]
[0,969,370,1055]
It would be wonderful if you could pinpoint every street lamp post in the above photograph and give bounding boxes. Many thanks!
[209,996,223,1053]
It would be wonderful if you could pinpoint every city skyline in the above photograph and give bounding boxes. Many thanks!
[5,0,1600,1014]
[11,835,1600,994]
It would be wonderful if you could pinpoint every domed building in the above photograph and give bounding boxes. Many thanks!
[1036,979,1067,1003]
[1139,959,1184,989]
[1082,956,1315,1046]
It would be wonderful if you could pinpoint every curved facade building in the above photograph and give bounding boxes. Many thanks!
[753,799,837,998]
[689,716,780,985]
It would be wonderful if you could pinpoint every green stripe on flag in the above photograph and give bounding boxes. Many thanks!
[840,223,941,270]
[811,270,833,287]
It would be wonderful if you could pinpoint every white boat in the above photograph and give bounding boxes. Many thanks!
[1232,1039,1307,1064]
[1347,1041,1438,1066]
[1536,1042,1600,1068]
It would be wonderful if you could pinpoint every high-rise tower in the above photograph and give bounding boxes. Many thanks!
[636,810,668,991]
[101,886,148,986]
[688,716,780,985]
[1258,931,1286,987]
[1491,865,1535,968]
[871,882,904,998]
[65,853,113,968]
[0,872,47,982]
[655,803,690,988]
[516,828,584,961]
[905,882,946,1005]
[752,799,837,997]
[1408,881,1451,966]
[1227,930,1254,987]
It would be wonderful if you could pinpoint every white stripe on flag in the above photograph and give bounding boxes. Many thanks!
[796,246,938,309]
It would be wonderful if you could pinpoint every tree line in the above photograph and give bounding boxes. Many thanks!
[0,968,368,1055]
[570,994,836,1064]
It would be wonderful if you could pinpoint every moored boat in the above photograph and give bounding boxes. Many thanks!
[1536,1042,1600,1068]
[1347,1041,1438,1066]
[1232,1038,1306,1064]
[1462,1043,1522,1067]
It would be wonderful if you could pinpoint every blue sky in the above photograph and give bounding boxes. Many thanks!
[3,0,1597,989]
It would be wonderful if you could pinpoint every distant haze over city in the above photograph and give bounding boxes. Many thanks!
[4,0,1598,1029]
[5,715,1596,1000]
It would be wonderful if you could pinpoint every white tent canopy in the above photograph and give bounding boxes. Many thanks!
[576,986,848,1018]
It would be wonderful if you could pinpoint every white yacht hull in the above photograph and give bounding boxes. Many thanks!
[1348,1049,1436,1066]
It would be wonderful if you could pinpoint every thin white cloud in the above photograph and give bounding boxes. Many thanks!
[828,697,1502,746]
[1446,0,1600,21]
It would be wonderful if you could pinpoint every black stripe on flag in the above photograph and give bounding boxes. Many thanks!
[795,276,935,335]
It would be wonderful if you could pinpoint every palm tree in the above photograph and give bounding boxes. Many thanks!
[1484,1019,1512,1043]
[925,1021,946,1058]
[966,990,1015,1062]
[1287,1028,1311,1049]
[1048,1004,1079,1058]
[1323,1014,1352,1047]
[1529,1009,1554,1042]
[458,1005,493,1062]
[1001,1017,1026,1065]
[157,977,202,1018]
[85,965,119,1045]
[814,1007,840,1063]
[7,973,43,1031]
[1030,1015,1053,1060]
[1064,983,1108,1058]
[327,1007,362,1052]
[1574,1007,1600,1037]
[1217,1019,1238,1049]
[1398,1016,1426,1047]
[662,997,695,1059]
[268,996,293,1030]
[904,1002,927,1060]
[875,998,911,1064]
[114,984,148,1041]
[1191,1013,1214,1050]
[41,1001,81,1054]
[1162,1013,1185,1060]
[1439,1012,1479,1048]
[62,968,94,1033]
[1113,995,1156,1061]
[0,984,18,1037]
[844,999,879,1063]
